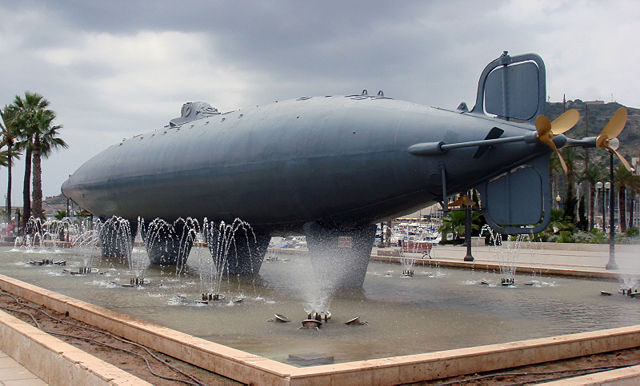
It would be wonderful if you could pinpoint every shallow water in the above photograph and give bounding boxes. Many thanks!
[1,246,638,365]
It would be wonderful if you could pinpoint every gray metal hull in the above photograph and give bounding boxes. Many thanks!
[62,95,546,232]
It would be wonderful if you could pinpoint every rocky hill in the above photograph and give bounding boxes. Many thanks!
[545,100,640,168]
[43,194,68,216]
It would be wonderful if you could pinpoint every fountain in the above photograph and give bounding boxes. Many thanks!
[400,255,416,277]
[13,214,271,299]
[195,218,251,302]
[99,216,135,262]
[12,217,106,272]
[12,217,63,251]
[399,224,417,277]
[4,243,640,366]
[479,224,526,286]
[7,212,640,377]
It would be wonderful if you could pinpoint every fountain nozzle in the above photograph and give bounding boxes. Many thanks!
[501,277,515,286]
[195,293,225,304]
[307,311,331,322]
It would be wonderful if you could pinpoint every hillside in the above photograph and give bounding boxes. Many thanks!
[545,100,640,169]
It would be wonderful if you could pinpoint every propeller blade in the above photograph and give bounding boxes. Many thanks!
[553,146,568,174]
[551,109,580,135]
[600,107,628,141]
[538,129,568,174]
[535,115,551,137]
[595,134,609,148]
[608,146,634,172]
[536,114,568,172]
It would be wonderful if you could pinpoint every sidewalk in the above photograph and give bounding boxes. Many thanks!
[373,243,640,277]
[0,348,46,386]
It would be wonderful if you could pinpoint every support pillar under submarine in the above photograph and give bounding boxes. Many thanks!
[304,222,376,289]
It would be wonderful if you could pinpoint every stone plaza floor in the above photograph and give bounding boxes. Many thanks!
[0,349,46,386]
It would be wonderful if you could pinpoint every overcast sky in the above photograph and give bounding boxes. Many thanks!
[1,0,639,205]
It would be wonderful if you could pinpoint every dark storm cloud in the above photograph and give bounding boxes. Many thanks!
[4,1,492,101]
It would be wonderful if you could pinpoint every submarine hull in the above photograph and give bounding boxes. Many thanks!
[62,95,542,232]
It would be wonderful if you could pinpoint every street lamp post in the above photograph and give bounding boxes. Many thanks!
[464,203,473,261]
[605,180,611,231]
[577,182,583,227]
[596,181,604,231]
[606,145,619,270]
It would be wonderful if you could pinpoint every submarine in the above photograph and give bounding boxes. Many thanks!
[62,52,628,287]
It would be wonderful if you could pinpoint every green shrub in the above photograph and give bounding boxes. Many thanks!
[625,226,640,237]
[556,230,574,243]
[588,229,608,244]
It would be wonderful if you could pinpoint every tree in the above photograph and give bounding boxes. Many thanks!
[614,163,632,232]
[549,150,563,210]
[438,209,481,244]
[559,147,584,223]
[0,149,8,166]
[30,108,67,218]
[580,166,603,230]
[0,105,21,224]
[11,92,60,224]
[627,174,640,230]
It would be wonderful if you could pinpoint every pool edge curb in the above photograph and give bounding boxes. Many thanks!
[0,307,151,385]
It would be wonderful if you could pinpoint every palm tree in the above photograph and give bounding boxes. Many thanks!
[11,92,52,224]
[627,175,640,230]
[30,108,67,219]
[560,147,584,223]
[0,105,21,224]
[549,151,563,210]
[438,209,481,244]
[581,166,603,230]
[614,163,633,232]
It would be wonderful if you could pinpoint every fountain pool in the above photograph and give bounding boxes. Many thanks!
[1,246,639,365]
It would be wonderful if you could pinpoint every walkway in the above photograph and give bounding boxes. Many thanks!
[0,349,46,386]
[375,242,640,276]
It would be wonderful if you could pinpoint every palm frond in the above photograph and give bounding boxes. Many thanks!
[0,149,8,167]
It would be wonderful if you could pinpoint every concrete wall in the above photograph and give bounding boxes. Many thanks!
[0,308,149,385]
